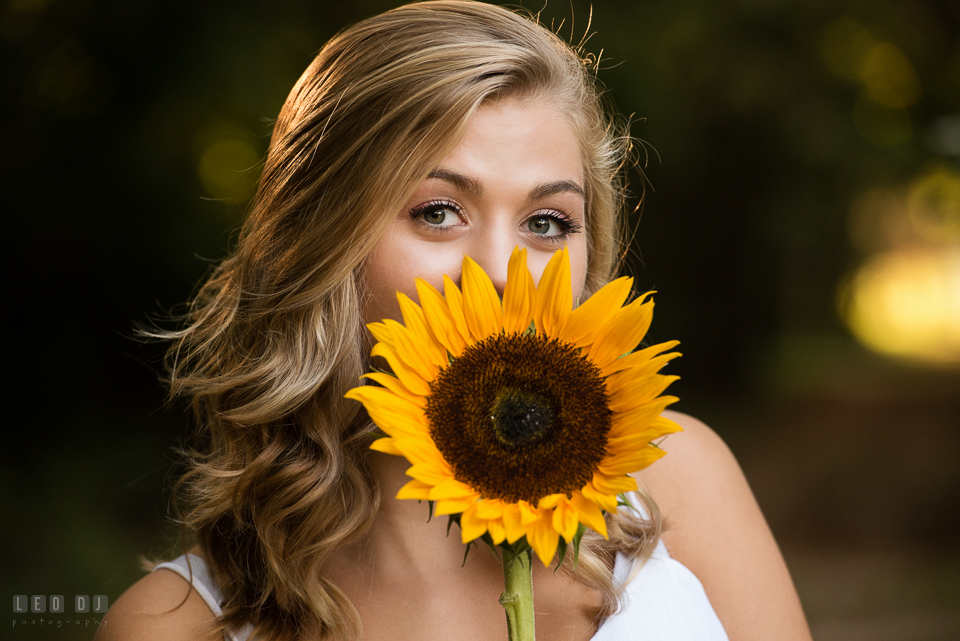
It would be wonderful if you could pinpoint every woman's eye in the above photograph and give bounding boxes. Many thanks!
[526,215,563,235]
[412,202,461,228]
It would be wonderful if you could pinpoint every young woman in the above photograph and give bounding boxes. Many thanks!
[98,2,811,640]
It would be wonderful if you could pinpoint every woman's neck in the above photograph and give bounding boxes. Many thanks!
[345,451,492,577]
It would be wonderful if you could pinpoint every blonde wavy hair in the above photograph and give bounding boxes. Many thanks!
[159,2,660,639]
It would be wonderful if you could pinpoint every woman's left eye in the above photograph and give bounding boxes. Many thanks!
[409,201,463,229]
[525,215,566,236]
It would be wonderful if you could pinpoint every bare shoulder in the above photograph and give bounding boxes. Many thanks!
[95,568,220,641]
[634,411,743,542]
[634,410,813,641]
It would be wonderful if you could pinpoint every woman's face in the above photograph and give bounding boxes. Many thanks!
[363,99,589,324]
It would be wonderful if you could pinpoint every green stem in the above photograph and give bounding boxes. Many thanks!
[500,547,535,641]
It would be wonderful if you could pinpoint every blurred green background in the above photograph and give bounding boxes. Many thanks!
[3,0,959,639]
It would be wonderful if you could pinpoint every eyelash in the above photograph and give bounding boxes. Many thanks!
[408,200,463,234]
[408,200,582,242]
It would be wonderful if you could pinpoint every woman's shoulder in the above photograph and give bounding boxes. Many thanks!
[635,411,750,567]
[634,410,813,641]
[95,558,221,641]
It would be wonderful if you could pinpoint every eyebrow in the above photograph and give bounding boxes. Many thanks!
[528,179,585,201]
[427,169,585,202]
[428,169,485,196]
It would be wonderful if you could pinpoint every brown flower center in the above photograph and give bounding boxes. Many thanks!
[425,332,611,504]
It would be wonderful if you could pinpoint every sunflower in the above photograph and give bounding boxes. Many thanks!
[346,246,681,566]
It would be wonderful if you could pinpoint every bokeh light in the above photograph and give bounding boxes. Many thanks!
[908,167,960,243]
[821,16,924,148]
[841,246,960,364]
[842,167,960,365]
[194,122,262,204]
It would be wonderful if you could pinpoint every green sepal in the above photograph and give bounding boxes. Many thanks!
[462,540,477,567]
[426,500,435,523]
[523,319,537,336]
[500,540,531,571]
[446,513,459,537]
[553,538,568,574]
[572,523,587,569]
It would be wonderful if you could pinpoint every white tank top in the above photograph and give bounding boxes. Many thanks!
[155,510,728,640]
[154,544,727,640]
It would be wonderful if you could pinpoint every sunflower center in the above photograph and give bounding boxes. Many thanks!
[490,388,553,445]
[425,332,611,504]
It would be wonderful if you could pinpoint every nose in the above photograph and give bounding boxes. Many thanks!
[465,235,516,298]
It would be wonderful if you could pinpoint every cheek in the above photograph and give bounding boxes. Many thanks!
[361,230,457,324]
[569,236,589,302]
[362,242,410,324]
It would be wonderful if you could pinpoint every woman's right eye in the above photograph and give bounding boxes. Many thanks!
[410,201,462,229]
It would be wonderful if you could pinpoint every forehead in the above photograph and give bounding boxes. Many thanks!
[438,99,584,188]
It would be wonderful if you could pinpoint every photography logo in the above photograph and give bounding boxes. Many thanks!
[12,595,108,631]
[13,595,107,614]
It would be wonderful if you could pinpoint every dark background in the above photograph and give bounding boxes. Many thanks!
[3,0,959,639]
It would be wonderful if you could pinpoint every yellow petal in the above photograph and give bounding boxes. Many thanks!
[407,462,454,486]
[529,512,560,566]
[396,479,433,500]
[382,319,438,382]
[648,415,684,436]
[361,371,426,408]
[537,493,565,509]
[502,247,537,334]
[429,478,477,500]
[535,246,572,336]
[345,384,422,418]
[443,275,472,346]
[362,406,427,442]
[459,504,488,543]
[487,518,507,545]
[607,413,684,446]
[587,293,654,370]
[370,343,431,396]
[436,494,480,516]
[597,445,666,475]
[605,432,654,452]
[367,321,395,350]
[461,255,503,340]
[397,293,447,369]
[589,472,639,496]
[607,396,680,438]
[601,340,680,378]
[581,481,619,512]
[608,374,681,413]
[551,497,579,542]
[369,437,403,456]
[632,355,683,382]
[502,504,526,543]
[518,500,540,525]
[558,276,633,347]
[357,401,427,439]
[474,498,505,520]
[415,278,466,357]
[570,491,608,539]
[392,437,444,468]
